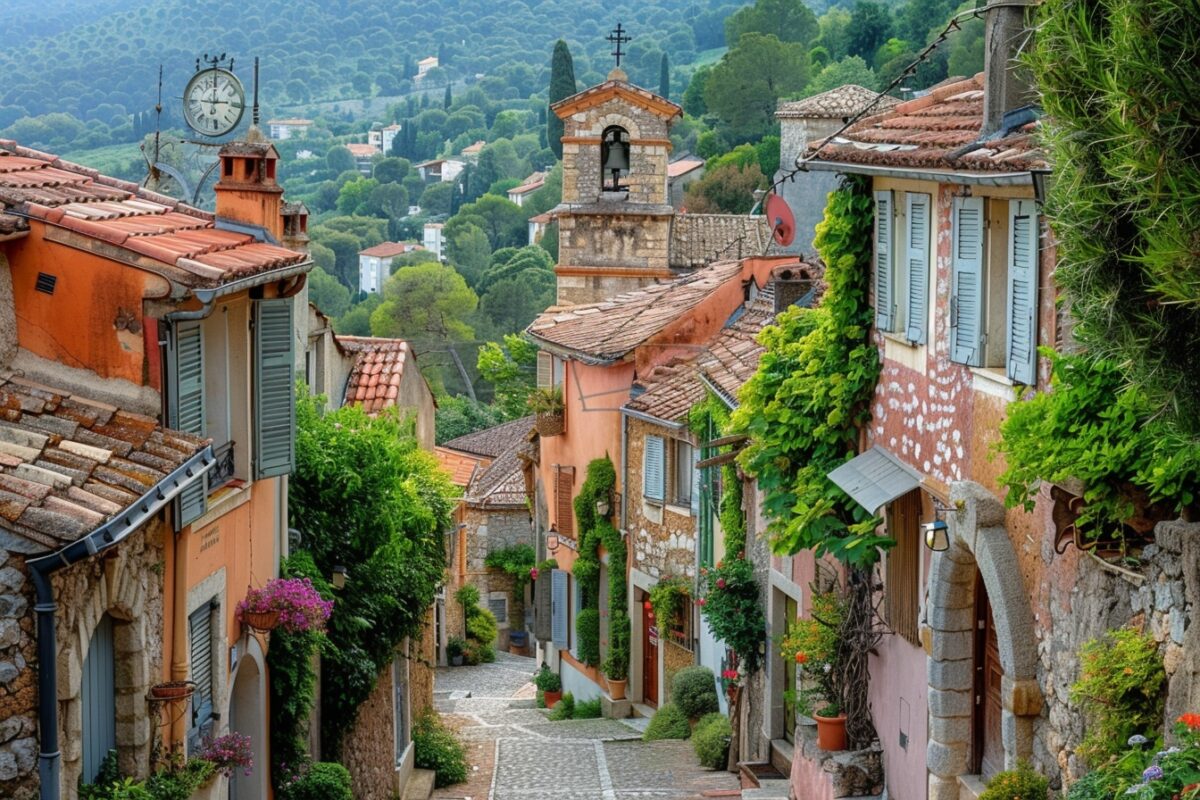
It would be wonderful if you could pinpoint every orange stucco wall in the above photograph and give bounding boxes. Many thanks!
[5,226,169,384]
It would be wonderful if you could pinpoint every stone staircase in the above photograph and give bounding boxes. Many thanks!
[401,769,436,800]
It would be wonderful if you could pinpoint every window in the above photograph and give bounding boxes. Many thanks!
[488,593,509,626]
[672,439,695,508]
[555,465,575,537]
[551,568,569,648]
[873,190,932,343]
[950,197,1041,383]
[253,297,297,478]
[168,321,207,527]
[188,602,216,752]
[643,435,665,502]
[81,615,115,783]
[884,490,921,646]
[536,351,565,387]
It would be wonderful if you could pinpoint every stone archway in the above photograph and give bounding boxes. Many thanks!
[925,482,1042,800]
[228,636,267,800]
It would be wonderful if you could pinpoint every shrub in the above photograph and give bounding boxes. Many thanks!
[605,611,631,682]
[281,762,352,800]
[550,692,576,720]
[413,710,469,788]
[236,577,332,634]
[447,637,466,660]
[979,763,1048,800]
[455,584,481,609]
[196,732,253,778]
[574,697,602,719]
[576,608,601,666]
[673,666,720,719]
[693,712,732,769]
[533,664,561,692]
[644,703,691,741]
[466,608,498,646]
[143,758,215,800]
[1070,627,1165,766]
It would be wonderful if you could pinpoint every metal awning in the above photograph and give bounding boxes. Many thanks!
[827,446,922,514]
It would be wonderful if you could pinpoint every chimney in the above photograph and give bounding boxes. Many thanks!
[981,3,1035,136]
[213,135,285,243]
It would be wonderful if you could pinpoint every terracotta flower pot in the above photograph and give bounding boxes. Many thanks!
[543,690,562,708]
[814,711,847,752]
[608,678,627,701]
[149,681,195,700]
[242,609,280,632]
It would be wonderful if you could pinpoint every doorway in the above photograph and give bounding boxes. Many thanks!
[783,596,798,743]
[229,654,265,800]
[972,572,1003,779]
[642,595,658,708]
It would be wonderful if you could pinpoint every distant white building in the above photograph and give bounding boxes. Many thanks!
[415,56,439,82]
[423,223,445,261]
[414,158,465,183]
[346,143,378,176]
[506,171,546,207]
[267,119,312,140]
[359,241,424,293]
[381,124,402,155]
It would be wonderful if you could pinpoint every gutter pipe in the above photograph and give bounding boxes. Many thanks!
[26,446,215,800]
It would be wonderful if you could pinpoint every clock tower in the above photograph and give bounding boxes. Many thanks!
[550,64,682,305]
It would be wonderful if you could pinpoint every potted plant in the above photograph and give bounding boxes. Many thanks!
[236,578,333,635]
[528,387,565,437]
[604,658,628,701]
[534,664,562,708]
[149,680,195,701]
[447,637,466,666]
[779,591,848,751]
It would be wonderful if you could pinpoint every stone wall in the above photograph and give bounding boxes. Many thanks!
[0,519,165,800]
[626,418,697,583]
[561,96,671,206]
[449,505,532,642]
[342,665,397,800]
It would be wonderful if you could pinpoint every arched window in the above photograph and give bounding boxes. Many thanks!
[600,126,630,192]
[81,615,116,783]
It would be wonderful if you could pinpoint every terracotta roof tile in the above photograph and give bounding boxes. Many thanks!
[0,376,207,548]
[442,416,534,460]
[359,241,421,258]
[777,85,901,120]
[527,260,743,362]
[669,215,773,269]
[667,157,705,178]
[434,446,487,488]
[806,75,1046,172]
[338,336,414,414]
[0,140,309,287]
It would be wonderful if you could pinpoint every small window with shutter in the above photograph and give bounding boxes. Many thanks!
[168,322,207,528]
[950,196,986,366]
[874,190,896,332]
[551,569,569,647]
[905,193,932,344]
[253,298,296,479]
[884,491,921,647]
[1006,200,1039,385]
[536,351,553,388]
[643,435,665,503]
[187,601,216,752]
[555,466,575,538]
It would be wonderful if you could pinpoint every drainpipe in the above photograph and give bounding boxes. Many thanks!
[619,410,629,535]
[25,447,214,800]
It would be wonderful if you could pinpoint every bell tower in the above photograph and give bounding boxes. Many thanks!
[550,49,682,305]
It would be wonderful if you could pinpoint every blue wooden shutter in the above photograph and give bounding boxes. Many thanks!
[689,443,701,517]
[188,604,214,751]
[873,190,895,332]
[169,322,207,528]
[81,615,115,784]
[643,435,664,502]
[950,197,985,366]
[551,568,569,647]
[1006,200,1039,385]
[905,193,932,344]
[253,298,296,479]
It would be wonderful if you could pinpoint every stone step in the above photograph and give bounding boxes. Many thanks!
[402,769,436,800]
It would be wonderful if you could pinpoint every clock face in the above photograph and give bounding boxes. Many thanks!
[183,68,245,137]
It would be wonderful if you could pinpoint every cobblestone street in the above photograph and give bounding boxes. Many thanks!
[432,652,743,800]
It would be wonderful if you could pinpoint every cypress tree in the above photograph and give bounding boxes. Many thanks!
[547,39,577,159]
[444,84,452,109]
[659,53,671,99]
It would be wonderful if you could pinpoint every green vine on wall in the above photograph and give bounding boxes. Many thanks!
[569,457,630,681]
[730,176,883,568]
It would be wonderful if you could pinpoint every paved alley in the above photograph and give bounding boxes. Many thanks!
[432,652,742,800]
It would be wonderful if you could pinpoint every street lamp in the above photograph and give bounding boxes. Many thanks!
[922,521,950,552]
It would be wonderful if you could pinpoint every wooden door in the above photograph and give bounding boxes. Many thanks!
[973,573,1004,779]
[643,599,659,707]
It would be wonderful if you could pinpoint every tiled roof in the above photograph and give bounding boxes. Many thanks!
[669,214,773,270]
[508,172,546,195]
[338,337,412,414]
[465,441,531,509]
[435,446,487,488]
[528,260,743,362]
[0,141,309,288]
[667,157,705,178]
[0,374,207,550]
[806,74,1046,172]
[625,359,705,424]
[461,141,486,155]
[346,144,377,158]
[442,415,534,459]
[551,73,682,121]
[696,289,777,407]
[776,85,901,120]
[359,241,418,258]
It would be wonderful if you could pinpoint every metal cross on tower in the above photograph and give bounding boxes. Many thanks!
[607,23,632,68]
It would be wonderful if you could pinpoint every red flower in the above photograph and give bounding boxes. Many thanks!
[644,600,653,611]
[696,598,707,607]
[795,652,807,665]
[1179,713,1200,730]
[530,568,539,580]
[717,578,727,590]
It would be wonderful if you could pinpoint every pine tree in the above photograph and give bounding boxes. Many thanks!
[546,39,577,159]
[444,84,452,109]
[659,53,671,99]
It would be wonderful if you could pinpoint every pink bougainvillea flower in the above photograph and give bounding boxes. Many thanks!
[716,578,727,590]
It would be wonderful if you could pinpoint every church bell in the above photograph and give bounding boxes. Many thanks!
[603,141,630,190]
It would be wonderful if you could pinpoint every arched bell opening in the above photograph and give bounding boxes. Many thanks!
[601,126,631,192]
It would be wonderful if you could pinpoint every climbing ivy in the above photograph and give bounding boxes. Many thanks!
[731,176,885,568]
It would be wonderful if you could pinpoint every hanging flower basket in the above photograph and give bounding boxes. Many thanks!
[236,578,333,635]
[535,411,565,437]
[149,680,196,701]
